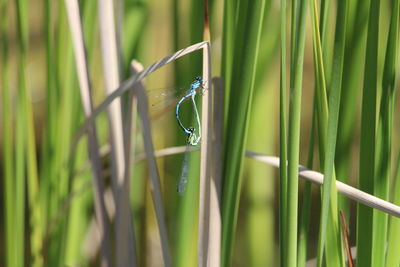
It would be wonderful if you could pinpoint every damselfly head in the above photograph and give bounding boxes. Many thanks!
[194,76,203,83]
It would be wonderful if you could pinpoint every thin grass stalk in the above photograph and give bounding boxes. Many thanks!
[40,0,57,228]
[316,0,348,265]
[221,0,237,119]
[221,0,266,265]
[14,45,26,267]
[357,1,380,266]
[386,154,400,266]
[319,0,333,84]
[289,0,298,72]
[285,0,308,264]
[310,0,345,265]
[339,211,354,267]
[64,1,112,266]
[198,27,213,267]
[279,0,288,264]
[372,0,399,264]
[318,0,329,42]
[14,0,43,265]
[124,61,145,267]
[0,0,15,266]
[42,2,68,265]
[335,0,368,215]
[297,103,316,267]
[98,0,135,265]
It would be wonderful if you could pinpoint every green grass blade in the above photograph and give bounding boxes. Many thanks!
[386,154,400,267]
[372,0,399,265]
[279,0,288,264]
[316,0,348,266]
[221,0,238,117]
[285,0,308,264]
[335,0,369,215]
[15,0,43,265]
[297,104,315,267]
[221,0,266,265]
[1,1,15,266]
[357,1,380,266]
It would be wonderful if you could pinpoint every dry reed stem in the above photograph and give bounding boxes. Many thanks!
[198,41,214,267]
[245,152,400,218]
[97,1,135,265]
[133,74,172,267]
[64,1,111,266]
[134,148,400,218]
[206,77,224,267]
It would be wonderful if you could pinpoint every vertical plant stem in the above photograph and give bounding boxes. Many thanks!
[97,0,135,265]
[386,154,400,266]
[1,0,15,266]
[15,0,43,266]
[198,41,213,267]
[335,0,368,215]
[297,104,315,267]
[316,0,348,266]
[221,0,237,118]
[286,0,308,265]
[372,0,399,265]
[279,0,288,264]
[357,0,380,266]
[221,0,266,265]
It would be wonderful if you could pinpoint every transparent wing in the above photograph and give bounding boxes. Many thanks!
[146,86,191,118]
[145,79,208,119]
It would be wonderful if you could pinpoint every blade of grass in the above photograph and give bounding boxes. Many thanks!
[279,0,288,264]
[372,0,399,265]
[316,0,348,265]
[335,0,369,216]
[386,154,400,266]
[357,0,380,266]
[221,0,237,118]
[221,0,266,265]
[297,104,315,267]
[1,0,15,266]
[285,0,308,264]
[15,0,43,265]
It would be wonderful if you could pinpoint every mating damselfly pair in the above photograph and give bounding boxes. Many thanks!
[148,76,205,195]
